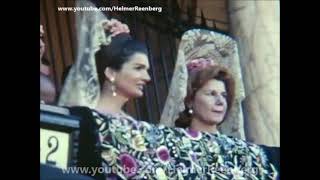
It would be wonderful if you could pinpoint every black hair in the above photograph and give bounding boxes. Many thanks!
[41,57,51,66]
[95,32,148,87]
[61,65,72,86]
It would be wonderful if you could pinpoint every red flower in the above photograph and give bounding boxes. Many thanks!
[119,153,138,177]
[156,146,170,163]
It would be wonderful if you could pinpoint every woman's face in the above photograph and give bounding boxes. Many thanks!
[114,52,151,98]
[192,79,228,125]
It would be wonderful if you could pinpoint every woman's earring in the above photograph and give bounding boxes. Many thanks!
[110,77,117,97]
[188,108,193,115]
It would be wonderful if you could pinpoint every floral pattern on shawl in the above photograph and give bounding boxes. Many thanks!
[93,110,278,180]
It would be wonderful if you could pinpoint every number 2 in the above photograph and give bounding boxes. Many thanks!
[45,136,59,165]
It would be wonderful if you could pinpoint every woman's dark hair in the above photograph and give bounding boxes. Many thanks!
[175,65,235,128]
[61,65,72,86]
[95,32,148,87]
[41,57,51,66]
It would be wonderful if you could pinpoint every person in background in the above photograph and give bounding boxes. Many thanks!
[40,24,56,104]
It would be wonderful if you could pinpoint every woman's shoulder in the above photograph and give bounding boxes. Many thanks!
[65,106,96,122]
[67,106,118,119]
[217,133,266,155]
[67,106,94,115]
[66,106,107,126]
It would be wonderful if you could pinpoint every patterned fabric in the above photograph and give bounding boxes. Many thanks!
[160,29,246,139]
[92,110,278,180]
